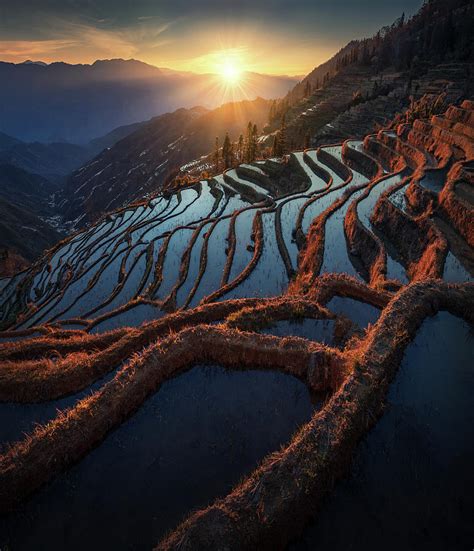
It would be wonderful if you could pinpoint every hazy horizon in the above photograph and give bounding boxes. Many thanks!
[0,56,305,79]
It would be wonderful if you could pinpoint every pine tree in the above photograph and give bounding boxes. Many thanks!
[272,134,280,157]
[222,133,232,169]
[245,122,258,163]
[251,124,259,162]
[361,40,370,65]
[304,130,311,150]
[238,134,244,163]
[268,100,277,124]
[279,113,288,156]
[245,122,253,162]
[214,136,219,172]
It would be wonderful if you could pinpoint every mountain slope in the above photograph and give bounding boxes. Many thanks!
[0,163,57,215]
[0,132,21,150]
[0,164,63,274]
[265,0,473,149]
[0,196,61,276]
[87,120,147,154]
[61,98,272,225]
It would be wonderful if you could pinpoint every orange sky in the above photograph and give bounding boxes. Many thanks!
[0,1,423,75]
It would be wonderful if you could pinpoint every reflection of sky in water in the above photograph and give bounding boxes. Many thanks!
[294,313,474,550]
[1,366,316,551]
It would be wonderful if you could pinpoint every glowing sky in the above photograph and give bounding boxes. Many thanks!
[0,0,424,75]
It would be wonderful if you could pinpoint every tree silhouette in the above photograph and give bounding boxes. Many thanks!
[214,136,220,172]
[222,133,233,169]
[238,134,244,163]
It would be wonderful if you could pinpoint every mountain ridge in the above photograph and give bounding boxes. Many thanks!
[0,58,299,143]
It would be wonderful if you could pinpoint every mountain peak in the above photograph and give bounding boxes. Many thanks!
[20,60,47,66]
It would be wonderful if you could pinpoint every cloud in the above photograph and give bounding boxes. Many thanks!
[0,16,175,63]
[61,21,140,58]
[0,39,77,61]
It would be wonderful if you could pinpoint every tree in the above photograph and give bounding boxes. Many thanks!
[279,113,288,156]
[252,124,259,162]
[237,134,244,162]
[245,122,253,162]
[304,130,311,150]
[214,136,220,172]
[222,133,233,169]
[304,80,312,97]
[268,100,278,124]
[244,122,259,163]
[361,40,371,65]
[272,134,280,157]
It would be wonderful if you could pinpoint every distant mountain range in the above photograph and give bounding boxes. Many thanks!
[0,59,299,143]
[0,122,147,182]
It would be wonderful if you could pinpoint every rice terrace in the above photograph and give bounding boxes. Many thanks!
[0,0,473,549]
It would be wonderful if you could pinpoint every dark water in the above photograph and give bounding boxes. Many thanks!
[418,170,447,193]
[262,318,335,345]
[326,296,380,328]
[1,365,316,551]
[293,312,474,551]
[0,369,117,452]
[90,303,165,333]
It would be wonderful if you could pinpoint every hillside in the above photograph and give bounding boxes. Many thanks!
[60,98,273,226]
[0,163,57,214]
[0,196,60,276]
[0,59,298,143]
[264,0,473,149]
[0,164,64,275]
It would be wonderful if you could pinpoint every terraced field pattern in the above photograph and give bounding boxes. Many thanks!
[1,100,473,550]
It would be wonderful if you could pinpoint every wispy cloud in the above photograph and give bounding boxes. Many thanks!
[61,21,140,58]
[0,39,76,60]
[0,16,175,63]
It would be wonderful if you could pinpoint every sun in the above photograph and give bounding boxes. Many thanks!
[220,58,242,85]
